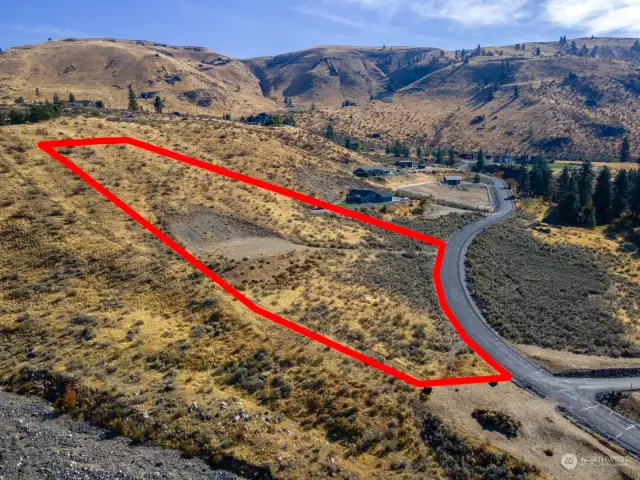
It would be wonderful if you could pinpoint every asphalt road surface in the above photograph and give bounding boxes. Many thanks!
[441,174,640,457]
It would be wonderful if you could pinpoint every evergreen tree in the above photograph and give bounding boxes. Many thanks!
[530,158,552,197]
[612,169,630,218]
[475,149,485,172]
[560,176,580,224]
[416,146,422,157]
[518,169,531,197]
[435,147,444,164]
[577,158,595,209]
[154,95,164,113]
[514,84,519,98]
[555,166,571,202]
[584,205,597,228]
[620,136,630,163]
[344,138,351,150]
[487,88,494,101]
[448,149,455,165]
[35,88,40,97]
[53,93,61,108]
[535,46,541,56]
[95,100,104,108]
[128,85,138,111]
[384,144,391,155]
[325,123,334,141]
[593,166,613,224]
[632,40,640,52]
[631,171,640,216]
[476,44,481,55]
[68,92,75,103]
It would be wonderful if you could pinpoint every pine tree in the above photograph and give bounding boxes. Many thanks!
[448,149,455,165]
[555,166,571,202]
[53,93,61,108]
[620,136,630,163]
[631,171,640,216]
[68,92,75,103]
[344,138,351,150]
[476,44,481,55]
[518,169,531,197]
[475,149,485,172]
[154,95,164,113]
[514,84,519,98]
[487,88,494,101]
[535,47,541,56]
[416,146,422,157]
[128,85,138,111]
[593,166,613,224]
[577,158,595,209]
[632,40,640,52]
[612,169,630,218]
[530,158,552,197]
[560,176,580,224]
[325,124,334,141]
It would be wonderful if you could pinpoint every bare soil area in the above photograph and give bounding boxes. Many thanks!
[397,181,491,208]
[165,207,309,260]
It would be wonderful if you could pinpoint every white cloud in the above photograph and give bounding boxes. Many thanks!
[2,23,89,39]
[292,6,378,29]
[336,0,533,26]
[545,0,640,36]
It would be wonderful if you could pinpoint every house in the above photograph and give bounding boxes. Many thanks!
[251,113,272,125]
[444,176,462,186]
[353,166,391,177]
[394,159,413,168]
[346,189,393,204]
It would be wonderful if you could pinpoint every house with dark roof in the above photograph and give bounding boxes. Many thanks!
[394,159,413,168]
[353,166,391,177]
[346,189,393,204]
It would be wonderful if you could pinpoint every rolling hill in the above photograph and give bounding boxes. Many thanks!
[3,36,640,159]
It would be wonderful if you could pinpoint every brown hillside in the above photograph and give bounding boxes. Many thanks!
[0,38,275,114]
[245,45,452,106]
[299,51,640,160]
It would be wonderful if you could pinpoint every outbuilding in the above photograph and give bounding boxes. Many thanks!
[444,176,462,186]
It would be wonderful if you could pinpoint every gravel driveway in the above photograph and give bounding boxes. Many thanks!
[0,391,240,479]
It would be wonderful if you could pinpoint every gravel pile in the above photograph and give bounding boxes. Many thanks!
[0,391,240,479]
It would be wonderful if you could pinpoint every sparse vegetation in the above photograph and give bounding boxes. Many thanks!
[467,216,640,357]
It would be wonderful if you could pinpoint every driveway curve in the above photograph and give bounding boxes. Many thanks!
[441,174,640,456]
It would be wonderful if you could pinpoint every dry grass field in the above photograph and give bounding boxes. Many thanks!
[2,113,637,478]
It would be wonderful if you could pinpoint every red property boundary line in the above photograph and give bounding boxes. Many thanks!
[38,136,512,388]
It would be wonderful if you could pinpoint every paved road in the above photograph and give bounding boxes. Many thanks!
[440,174,640,456]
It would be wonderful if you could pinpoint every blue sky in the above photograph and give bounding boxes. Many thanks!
[2,1,639,58]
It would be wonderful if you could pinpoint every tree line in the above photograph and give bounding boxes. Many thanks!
[518,159,640,227]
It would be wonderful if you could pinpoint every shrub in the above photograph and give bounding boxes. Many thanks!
[472,408,521,438]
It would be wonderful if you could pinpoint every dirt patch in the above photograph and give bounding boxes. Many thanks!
[424,204,474,219]
[165,207,308,260]
[397,181,490,208]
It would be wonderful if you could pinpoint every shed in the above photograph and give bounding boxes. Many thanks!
[444,176,462,186]
[346,189,393,204]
